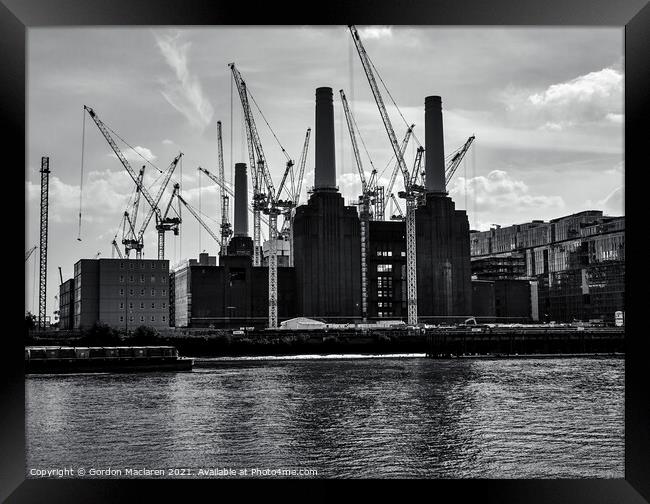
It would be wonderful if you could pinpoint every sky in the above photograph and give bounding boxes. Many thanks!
[25,26,624,319]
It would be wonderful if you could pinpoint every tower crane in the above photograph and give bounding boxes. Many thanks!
[349,25,423,325]
[445,135,476,186]
[83,106,182,259]
[216,121,232,256]
[229,62,294,328]
[381,126,413,220]
[340,89,376,321]
[281,127,311,268]
[121,165,146,256]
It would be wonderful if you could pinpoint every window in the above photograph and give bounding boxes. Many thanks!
[151,275,156,283]
[161,276,167,284]
[151,316,155,322]
[140,316,145,322]
[401,251,406,257]
[120,288,124,296]
[162,290,167,297]
[129,302,133,309]
[130,289,134,296]
[162,315,166,322]
[129,275,134,282]
[120,262,124,269]
[151,302,155,309]
[140,262,145,269]
[140,302,144,309]
[151,262,155,269]
[119,302,124,309]
[119,275,124,283]
[119,316,124,322]
[140,274,145,283]
[141,289,145,296]
[151,289,155,296]
[377,264,392,273]
[129,316,134,322]
[129,262,133,269]
[162,302,166,309]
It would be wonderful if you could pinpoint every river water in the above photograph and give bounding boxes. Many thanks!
[25,355,624,479]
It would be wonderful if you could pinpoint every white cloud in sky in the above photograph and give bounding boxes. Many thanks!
[153,31,214,131]
[111,145,157,163]
[449,170,565,213]
[359,26,393,39]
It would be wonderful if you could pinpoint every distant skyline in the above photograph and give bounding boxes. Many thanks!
[26,26,624,319]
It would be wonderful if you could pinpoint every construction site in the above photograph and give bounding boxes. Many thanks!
[27,26,625,338]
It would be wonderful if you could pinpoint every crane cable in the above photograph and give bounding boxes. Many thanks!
[78,108,86,241]
[247,86,294,163]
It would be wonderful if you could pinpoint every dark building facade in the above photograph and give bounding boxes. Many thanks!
[172,253,296,328]
[292,87,362,320]
[72,258,170,330]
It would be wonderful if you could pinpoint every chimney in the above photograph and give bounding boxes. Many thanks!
[234,163,248,237]
[314,87,337,190]
[425,95,446,194]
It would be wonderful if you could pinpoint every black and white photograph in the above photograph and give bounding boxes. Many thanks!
[8,1,647,494]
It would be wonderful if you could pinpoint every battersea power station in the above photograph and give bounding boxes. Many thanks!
[167,87,472,328]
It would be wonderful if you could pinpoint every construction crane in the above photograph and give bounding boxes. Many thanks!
[120,165,146,256]
[281,127,312,268]
[39,156,50,330]
[111,239,124,259]
[229,63,267,268]
[340,89,377,321]
[445,135,476,186]
[84,105,183,259]
[25,245,37,262]
[58,266,63,285]
[350,25,423,325]
[389,193,404,220]
[381,126,414,220]
[155,183,182,258]
[216,121,232,256]
[229,62,294,328]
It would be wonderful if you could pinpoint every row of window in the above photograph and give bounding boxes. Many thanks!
[120,262,166,270]
[119,302,167,309]
[119,288,167,297]
[119,315,166,323]
[119,275,167,284]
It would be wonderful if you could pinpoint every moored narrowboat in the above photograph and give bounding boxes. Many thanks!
[25,346,193,374]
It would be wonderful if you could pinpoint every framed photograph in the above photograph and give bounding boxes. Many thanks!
[6,0,648,500]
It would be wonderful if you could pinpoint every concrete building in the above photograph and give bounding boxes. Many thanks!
[58,278,75,329]
[470,211,624,323]
[72,258,170,330]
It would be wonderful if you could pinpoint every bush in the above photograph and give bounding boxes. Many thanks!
[129,325,161,345]
[80,322,122,346]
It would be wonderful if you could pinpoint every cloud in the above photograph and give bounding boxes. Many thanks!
[359,26,393,39]
[500,67,623,131]
[162,139,175,145]
[449,170,565,213]
[110,145,157,163]
[153,31,214,131]
[586,185,624,216]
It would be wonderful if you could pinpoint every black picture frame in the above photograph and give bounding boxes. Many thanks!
[5,0,648,501]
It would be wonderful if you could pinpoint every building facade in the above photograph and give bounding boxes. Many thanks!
[72,258,170,330]
[470,211,624,323]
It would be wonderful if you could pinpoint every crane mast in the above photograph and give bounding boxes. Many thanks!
[340,89,371,321]
[382,126,413,217]
[216,121,232,255]
[39,156,50,330]
[349,25,420,325]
